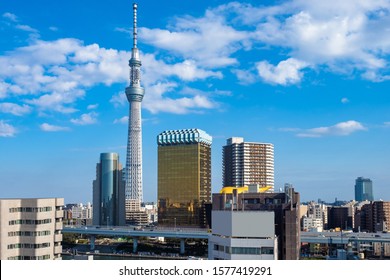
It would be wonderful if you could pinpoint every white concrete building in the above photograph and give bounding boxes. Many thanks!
[71,203,92,219]
[302,217,323,232]
[0,198,64,260]
[223,137,274,192]
[209,211,277,260]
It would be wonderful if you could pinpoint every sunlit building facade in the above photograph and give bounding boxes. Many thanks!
[223,137,274,192]
[157,129,212,228]
[0,198,64,260]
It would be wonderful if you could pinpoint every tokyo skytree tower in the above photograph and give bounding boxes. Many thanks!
[125,3,144,205]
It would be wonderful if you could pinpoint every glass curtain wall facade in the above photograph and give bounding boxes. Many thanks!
[93,153,125,226]
[355,177,374,202]
[157,129,212,228]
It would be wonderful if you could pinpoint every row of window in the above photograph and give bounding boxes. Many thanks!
[7,242,51,249]
[8,254,51,260]
[8,230,51,237]
[9,219,52,225]
[214,244,274,255]
[9,207,53,213]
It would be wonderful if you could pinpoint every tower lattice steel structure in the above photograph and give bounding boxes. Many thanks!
[125,3,144,204]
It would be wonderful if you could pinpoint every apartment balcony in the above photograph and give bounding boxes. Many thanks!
[54,245,62,255]
[55,222,63,230]
[56,210,63,219]
[54,234,63,243]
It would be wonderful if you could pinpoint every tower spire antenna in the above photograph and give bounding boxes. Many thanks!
[133,3,138,49]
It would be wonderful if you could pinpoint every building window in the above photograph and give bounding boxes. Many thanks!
[231,247,262,255]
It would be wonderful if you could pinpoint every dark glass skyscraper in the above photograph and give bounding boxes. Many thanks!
[93,153,125,226]
[355,177,374,202]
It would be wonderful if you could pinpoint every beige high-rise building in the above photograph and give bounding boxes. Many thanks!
[0,198,64,260]
[223,137,274,192]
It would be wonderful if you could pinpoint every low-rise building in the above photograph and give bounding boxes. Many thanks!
[209,211,277,260]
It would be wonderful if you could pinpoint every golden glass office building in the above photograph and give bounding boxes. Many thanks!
[157,129,212,228]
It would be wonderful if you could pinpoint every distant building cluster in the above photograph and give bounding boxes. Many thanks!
[301,182,389,234]
[63,202,93,226]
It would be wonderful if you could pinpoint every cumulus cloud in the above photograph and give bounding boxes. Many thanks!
[0,103,32,116]
[110,92,127,107]
[113,116,128,124]
[1,34,223,116]
[341,98,350,104]
[0,120,17,137]
[139,9,250,68]
[40,123,69,132]
[296,120,367,137]
[257,58,309,85]
[2,12,18,22]
[143,82,216,114]
[236,0,390,82]
[87,104,99,110]
[70,112,98,125]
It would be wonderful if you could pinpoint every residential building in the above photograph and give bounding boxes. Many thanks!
[93,153,125,226]
[302,217,323,232]
[212,185,300,260]
[359,201,390,232]
[223,137,274,192]
[0,198,63,260]
[327,206,352,230]
[355,177,374,202]
[157,128,212,228]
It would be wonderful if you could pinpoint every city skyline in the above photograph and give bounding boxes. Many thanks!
[1,0,390,204]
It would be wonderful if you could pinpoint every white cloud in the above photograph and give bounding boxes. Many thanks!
[15,24,38,33]
[140,9,250,68]
[384,122,390,127]
[110,92,127,107]
[296,120,367,137]
[232,69,257,85]
[113,116,128,124]
[241,0,390,81]
[0,103,32,116]
[257,58,309,85]
[2,12,18,22]
[0,120,17,137]
[87,104,99,110]
[40,123,69,132]
[341,97,350,104]
[70,112,98,125]
[1,35,223,116]
[143,82,217,114]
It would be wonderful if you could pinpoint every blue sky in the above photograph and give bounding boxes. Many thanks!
[1,0,389,204]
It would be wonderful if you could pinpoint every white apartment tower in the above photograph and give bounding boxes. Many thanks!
[125,3,144,212]
[223,137,274,192]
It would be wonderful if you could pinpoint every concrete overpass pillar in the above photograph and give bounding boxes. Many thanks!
[180,239,185,255]
[90,235,95,251]
[133,238,138,254]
